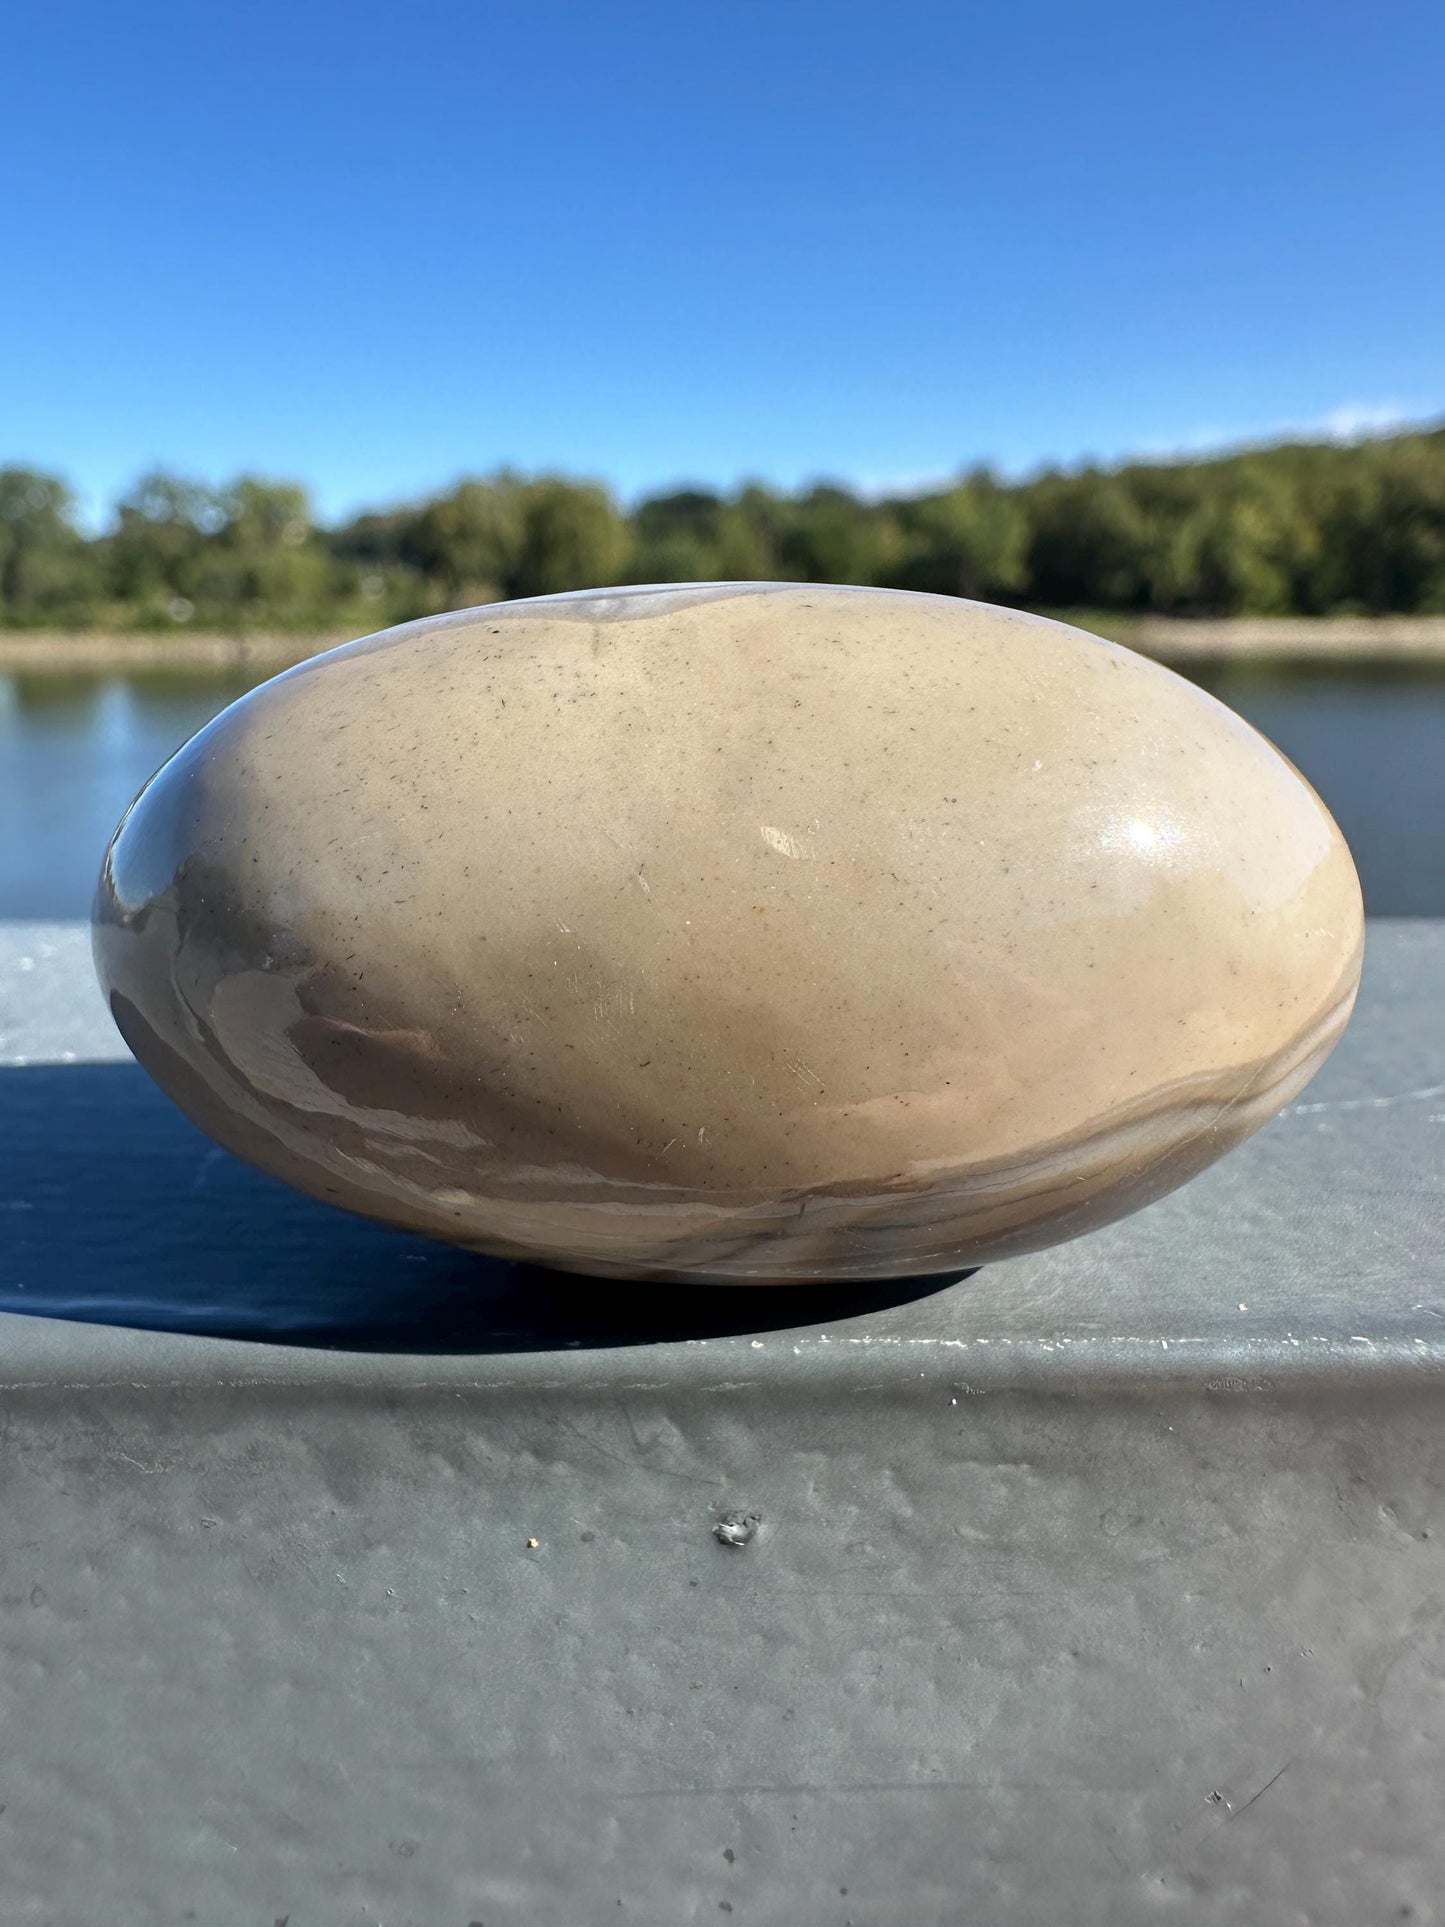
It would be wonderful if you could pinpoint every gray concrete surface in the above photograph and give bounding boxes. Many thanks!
[1,920,1443,1924]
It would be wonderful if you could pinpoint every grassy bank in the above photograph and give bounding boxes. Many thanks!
[0,631,352,674]
[5,612,1445,675]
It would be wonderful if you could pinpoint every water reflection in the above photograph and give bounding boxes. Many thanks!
[0,669,255,920]
[1,659,1442,918]
[1189,659,1445,916]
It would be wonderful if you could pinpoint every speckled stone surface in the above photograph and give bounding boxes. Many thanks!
[93,583,1363,1281]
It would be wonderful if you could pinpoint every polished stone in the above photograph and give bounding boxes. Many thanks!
[92,584,1363,1282]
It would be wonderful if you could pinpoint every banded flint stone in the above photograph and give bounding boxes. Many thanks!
[93,584,1363,1283]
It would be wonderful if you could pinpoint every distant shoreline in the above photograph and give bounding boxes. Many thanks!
[4,613,1445,673]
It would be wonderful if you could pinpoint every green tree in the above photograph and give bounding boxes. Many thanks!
[774,484,902,584]
[888,470,1029,601]
[1023,469,1151,608]
[105,470,221,618]
[202,478,336,627]
[630,489,727,581]
[509,477,628,599]
[6,424,1445,631]
[0,468,98,624]
[408,477,528,604]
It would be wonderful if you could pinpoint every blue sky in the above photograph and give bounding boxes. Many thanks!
[4,0,1441,524]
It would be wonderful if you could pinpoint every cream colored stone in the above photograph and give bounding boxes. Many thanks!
[93,584,1363,1282]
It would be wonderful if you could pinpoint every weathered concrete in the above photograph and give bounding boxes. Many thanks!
[1,920,1442,1924]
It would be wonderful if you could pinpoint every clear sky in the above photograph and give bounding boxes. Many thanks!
[4,0,1441,524]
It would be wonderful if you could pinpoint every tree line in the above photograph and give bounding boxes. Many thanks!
[3,424,1444,632]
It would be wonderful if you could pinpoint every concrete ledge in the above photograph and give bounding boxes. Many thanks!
[1,921,1442,1921]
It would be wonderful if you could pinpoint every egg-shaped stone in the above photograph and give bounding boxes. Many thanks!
[93,583,1363,1283]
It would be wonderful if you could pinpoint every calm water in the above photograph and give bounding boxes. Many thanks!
[1,661,1442,917]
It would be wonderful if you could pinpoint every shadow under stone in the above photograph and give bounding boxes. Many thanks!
[0,1062,968,1353]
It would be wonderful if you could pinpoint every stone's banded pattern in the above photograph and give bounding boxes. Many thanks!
[93,583,1364,1283]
